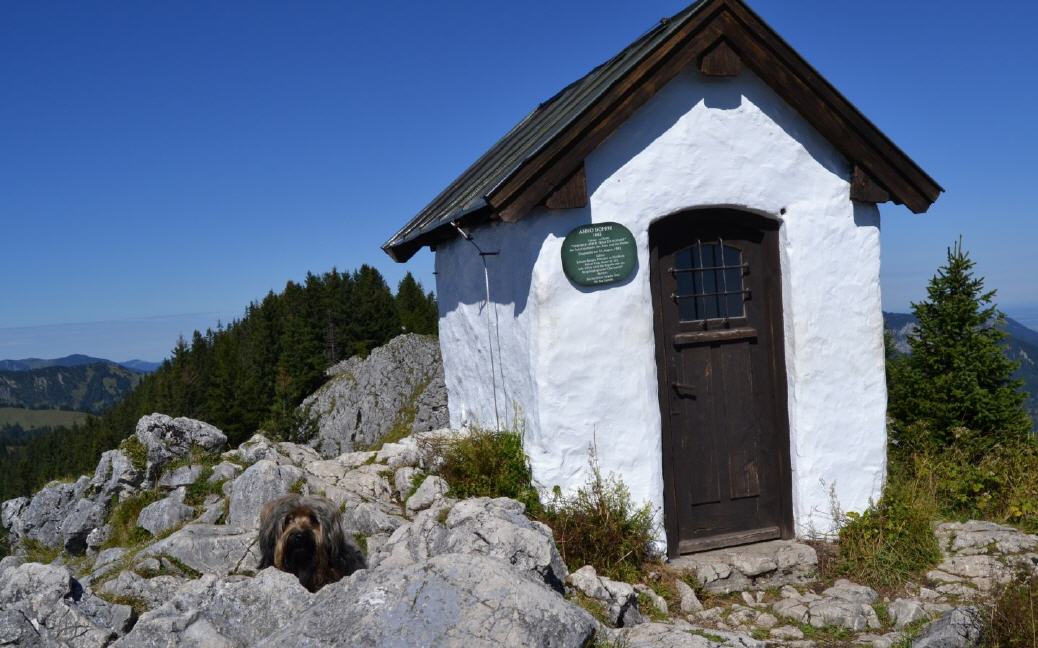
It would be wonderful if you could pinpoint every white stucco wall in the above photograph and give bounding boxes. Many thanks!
[434,67,887,542]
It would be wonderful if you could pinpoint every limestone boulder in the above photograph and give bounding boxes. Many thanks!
[134,414,227,482]
[301,334,448,457]
[226,460,304,529]
[0,561,134,647]
[136,488,196,536]
[114,568,312,648]
[100,571,187,613]
[139,524,260,577]
[258,553,596,648]
[373,497,568,593]
[1,476,89,549]
[912,607,984,648]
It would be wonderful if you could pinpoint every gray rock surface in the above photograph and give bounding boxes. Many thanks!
[0,561,133,646]
[134,414,227,482]
[341,502,406,536]
[2,477,88,549]
[615,621,763,647]
[157,465,203,489]
[302,334,448,457]
[59,496,107,554]
[90,449,144,502]
[136,488,196,536]
[140,524,260,576]
[374,497,568,593]
[114,568,312,647]
[670,539,817,593]
[226,460,304,529]
[258,553,596,648]
[912,607,983,648]
[405,475,449,514]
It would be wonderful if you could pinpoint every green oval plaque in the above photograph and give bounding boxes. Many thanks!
[561,222,637,287]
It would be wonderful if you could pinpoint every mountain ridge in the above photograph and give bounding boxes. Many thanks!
[0,355,160,374]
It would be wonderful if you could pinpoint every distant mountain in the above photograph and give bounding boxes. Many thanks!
[119,359,161,374]
[0,354,108,372]
[0,362,142,414]
[884,312,1038,429]
[0,355,160,374]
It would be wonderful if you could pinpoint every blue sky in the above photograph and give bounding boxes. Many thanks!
[2,0,1037,361]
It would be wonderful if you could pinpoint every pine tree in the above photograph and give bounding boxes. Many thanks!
[396,272,438,335]
[892,239,1030,446]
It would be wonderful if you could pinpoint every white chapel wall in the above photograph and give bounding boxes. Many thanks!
[435,67,887,540]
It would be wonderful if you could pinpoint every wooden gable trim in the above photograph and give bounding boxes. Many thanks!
[699,40,742,77]
[850,165,890,204]
[489,0,940,223]
[542,163,588,210]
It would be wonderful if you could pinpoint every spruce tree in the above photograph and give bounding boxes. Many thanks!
[895,239,1030,445]
[396,273,438,335]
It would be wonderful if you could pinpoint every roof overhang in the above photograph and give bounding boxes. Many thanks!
[383,0,942,262]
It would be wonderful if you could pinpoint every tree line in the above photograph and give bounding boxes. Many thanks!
[0,266,437,501]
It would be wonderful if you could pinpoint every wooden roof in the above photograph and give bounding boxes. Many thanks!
[383,0,942,262]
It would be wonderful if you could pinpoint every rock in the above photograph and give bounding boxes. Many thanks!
[341,502,406,536]
[258,553,596,648]
[912,607,983,648]
[889,597,928,630]
[674,577,703,613]
[601,577,642,626]
[86,525,112,552]
[226,460,305,529]
[134,414,227,481]
[669,540,817,593]
[0,556,25,579]
[771,625,805,640]
[858,632,901,648]
[224,434,283,465]
[935,555,1013,586]
[302,334,448,457]
[755,611,778,628]
[137,488,196,536]
[275,441,322,467]
[635,585,668,616]
[615,622,763,647]
[394,466,419,499]
[209,461,242,483]
[376,442,421,469]
[114,568,313,647]
[374,497,568,593]
[90,449,144,501]
[822,579,879,605]
[157,464,203,489]
[194,496,227,525]
[806,595,881,631]
[305,461,393,507]
[405,475,449,513]
[140,524,260,576]
[568,565,611,601]
[1,477,88,548]
[100,571,186,612]
[0,562,133,646]
[936,520,1038,556]
[92,547,127,574]
[59,497,107,554]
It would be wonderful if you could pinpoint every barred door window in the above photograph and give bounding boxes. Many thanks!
[672,241,747,322]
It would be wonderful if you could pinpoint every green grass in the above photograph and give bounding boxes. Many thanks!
[636,592,667,621]
[94,590,149,616]
[118,436,147,472]
[21,537,61,564]
[183,467,225,507]
[570,592,611,626]
[0,407,92,430]
[428,426,541,514]
[103,490,163,548]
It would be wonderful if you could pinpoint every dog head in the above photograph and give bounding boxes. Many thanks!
[258,494,364,592]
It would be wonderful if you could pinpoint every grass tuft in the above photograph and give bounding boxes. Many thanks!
[119,436,147,472]
[427,427,541,514]
[103,490,163,549]
[21,538,61,564]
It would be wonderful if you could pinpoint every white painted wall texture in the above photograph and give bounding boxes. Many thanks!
[434,67,887,543]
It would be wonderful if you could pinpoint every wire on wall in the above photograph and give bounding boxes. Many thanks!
[452,222,504,431]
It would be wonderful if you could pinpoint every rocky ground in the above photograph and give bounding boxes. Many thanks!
[1,410,1034,646]
[0,336,1034,647]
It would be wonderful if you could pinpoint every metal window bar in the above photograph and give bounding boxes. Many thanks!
[670,241,748,323]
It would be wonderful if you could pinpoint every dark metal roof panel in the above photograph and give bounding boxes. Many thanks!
[383,0,709,254]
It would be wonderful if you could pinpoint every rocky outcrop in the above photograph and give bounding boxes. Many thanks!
[301,334,448,456]
[670,539,818,594]
[259,554,597,648]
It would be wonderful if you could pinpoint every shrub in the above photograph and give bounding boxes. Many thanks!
[910,436,1038,534]
[428,427,541,514]
[539,452,657,582]
[119,436,147,472]
[833,467,941,590]
[983,574,1038,647]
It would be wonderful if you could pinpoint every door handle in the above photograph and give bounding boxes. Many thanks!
[671,382,696,396]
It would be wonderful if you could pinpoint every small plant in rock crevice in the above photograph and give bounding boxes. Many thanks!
[103,490,163,549]
[537,448,658,583]
[425,426,541,514]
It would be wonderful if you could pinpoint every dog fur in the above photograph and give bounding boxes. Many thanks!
[257,494,365,592]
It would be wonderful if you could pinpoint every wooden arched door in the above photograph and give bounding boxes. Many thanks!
[650,209,793,557]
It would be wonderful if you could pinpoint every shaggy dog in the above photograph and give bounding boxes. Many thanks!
[258,494,366,592]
